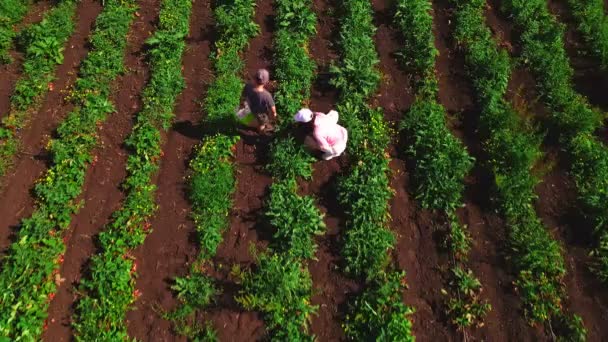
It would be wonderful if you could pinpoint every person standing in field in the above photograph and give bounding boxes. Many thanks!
[294,108,348,160]
[240,69,277,133]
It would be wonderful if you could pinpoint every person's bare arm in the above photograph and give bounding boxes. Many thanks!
[271,105,277,118]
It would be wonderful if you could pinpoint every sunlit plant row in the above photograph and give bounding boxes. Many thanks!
[0,0,137,338]
[453,0,585,338]
[72,0,193,338]
[0,0,77,177]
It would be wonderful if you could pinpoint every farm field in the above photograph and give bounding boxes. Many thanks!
[0,0,607,340]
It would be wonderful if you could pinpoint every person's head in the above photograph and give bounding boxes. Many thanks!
[294,108,314,124]
[255,69,270,86]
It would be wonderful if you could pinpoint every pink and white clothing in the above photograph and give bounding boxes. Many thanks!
[312,110,347,160]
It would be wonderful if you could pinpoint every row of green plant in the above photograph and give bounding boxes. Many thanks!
[502,0,608,286]
[70,0,192,339]
[394,0,489,331]
[235,1,321,340]
[565,0,608,69]
[0,0,32,63]
[166,0,259,339]
[0,0,77,177]
[453,0,585,338]
[329,0,414,339]
[0,0,137,339]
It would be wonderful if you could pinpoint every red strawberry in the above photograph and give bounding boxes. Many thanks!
[48,83,54,91]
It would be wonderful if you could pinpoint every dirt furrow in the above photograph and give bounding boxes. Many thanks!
[0,0,102,253]
[203,1,276,339]
[42,0,159,339]
[0,0,53,116]
[432,1,544,340]
[125,0,213,339]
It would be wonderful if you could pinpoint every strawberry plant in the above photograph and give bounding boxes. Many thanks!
[0,0,77,177]
[395,0,489,332]
[0,0,137,338]
[72,0,193,338]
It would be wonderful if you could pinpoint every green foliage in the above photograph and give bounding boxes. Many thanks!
[339,154,395,279]
[236,253,316,342]
[0,0,32,63]
[566,0,608,70]
[394,0,437,90]
[0,0,77,177]
[445,267,491,329]
[267,179,325,259]
[400,99,474,211]
[71,0,192,338]
[344,271,415,341]
[273,0,316,126]
[332,0,396,282]
[189,135,239,258]
[0,0,137,339]
[267,137,315,180]
[503,0,608,289]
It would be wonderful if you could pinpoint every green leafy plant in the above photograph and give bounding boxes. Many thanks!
[236,253,317,341]
[71,0,194,338]
[565,0,608,70]
[503,0,608,291]
[445,267,491,329]
[343,271,415,341]
[330,0,415,339]
[0,0,137,339]
[236,1,322,339]
[0,0,33,63]
[0,0,77,177]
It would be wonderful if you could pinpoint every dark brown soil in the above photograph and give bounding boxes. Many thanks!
[433,1,545,340]
[0,0,101,254]
[125,0,213,340]
[0,0,53,117]
[42,1,158,340]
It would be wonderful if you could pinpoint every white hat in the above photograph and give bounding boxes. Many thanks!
[294,108,313,123]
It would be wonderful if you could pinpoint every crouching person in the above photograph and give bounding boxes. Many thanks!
[294,108,348,160]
